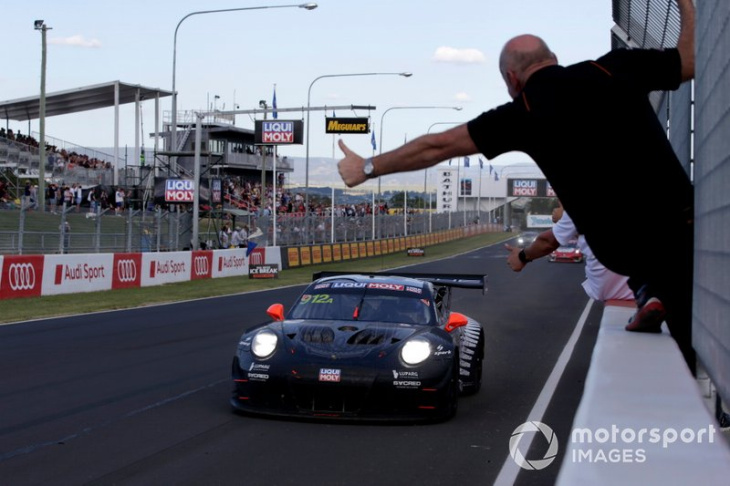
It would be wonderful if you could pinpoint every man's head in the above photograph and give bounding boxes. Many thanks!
[499,34,558,98]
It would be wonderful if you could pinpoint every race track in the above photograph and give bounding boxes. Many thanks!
[0,239,604,486]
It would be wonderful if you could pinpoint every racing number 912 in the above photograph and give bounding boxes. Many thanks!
[300,294,334,304]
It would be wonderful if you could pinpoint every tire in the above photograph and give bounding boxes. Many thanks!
[459,318,484,396]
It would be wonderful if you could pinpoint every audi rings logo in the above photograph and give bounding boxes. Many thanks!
[249,251,263,265]
[117,259,137,282]
[509,421,559,470]
[194,256,209,276]
[8,263,36,291]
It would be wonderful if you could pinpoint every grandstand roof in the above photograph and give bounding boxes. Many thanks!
[0,81,172,121]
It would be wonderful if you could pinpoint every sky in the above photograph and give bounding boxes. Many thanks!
[2,0,614,188]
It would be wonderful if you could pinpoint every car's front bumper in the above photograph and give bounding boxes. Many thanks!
[230,356,456,422]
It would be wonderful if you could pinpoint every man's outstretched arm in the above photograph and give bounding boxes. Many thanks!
[337,124,478,188]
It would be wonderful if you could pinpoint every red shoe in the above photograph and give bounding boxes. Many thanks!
[625,297,666,333]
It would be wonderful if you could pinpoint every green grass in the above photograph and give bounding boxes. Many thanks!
[0,232,510,324]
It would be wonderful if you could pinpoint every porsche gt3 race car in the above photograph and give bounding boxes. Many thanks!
[231,271,487,422]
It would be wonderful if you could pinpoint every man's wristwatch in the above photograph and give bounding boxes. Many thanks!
[518,249,532,264]
[363,158,376,179]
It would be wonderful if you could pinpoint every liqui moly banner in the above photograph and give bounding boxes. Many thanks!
[42,254,114,296]
[213,249,249,278]
[141,252,192,286]
[0,255,45,299]
[165,179,195,203]
[254,120,304,145]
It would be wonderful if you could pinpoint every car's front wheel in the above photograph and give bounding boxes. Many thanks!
[459,318,484,395]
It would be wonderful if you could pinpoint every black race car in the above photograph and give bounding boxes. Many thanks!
[231,271,487,422]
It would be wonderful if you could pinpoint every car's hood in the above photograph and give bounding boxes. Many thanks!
[277,319,422,359]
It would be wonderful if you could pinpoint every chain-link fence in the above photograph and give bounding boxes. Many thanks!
[0,203,498,256]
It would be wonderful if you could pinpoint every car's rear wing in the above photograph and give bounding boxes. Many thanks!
[312,271,487,294]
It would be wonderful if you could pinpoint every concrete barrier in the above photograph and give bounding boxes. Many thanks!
[557,301,730,484]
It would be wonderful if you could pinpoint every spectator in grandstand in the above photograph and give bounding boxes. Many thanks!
[336,0,696,372]
[23,181,31,209]
[47,183,57,214]
[87,187,98,216]
[73,183,83,212]
[115,187,125,216]
[219,224,230,249]
[99,189,109,210]
[231,226,243,248]
[238,225,249,248]
[62,185,73,209]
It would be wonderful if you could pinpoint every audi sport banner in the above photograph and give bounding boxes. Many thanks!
[141,253,192,287]
[0,248,282,300]
[113,253,142,289]
[324,117,369,134]
[254,120,304,145]
[190,250,213,281]
[0,255,44,299]
[42,254,114,296]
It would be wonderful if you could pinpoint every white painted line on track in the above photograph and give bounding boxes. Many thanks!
[493,298,595,486]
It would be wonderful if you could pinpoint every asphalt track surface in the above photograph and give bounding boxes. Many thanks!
[0,239,605,486]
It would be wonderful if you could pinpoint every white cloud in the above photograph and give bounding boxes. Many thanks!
[454,92,472,102]
[432,47,486,64]
[49,35,101,48]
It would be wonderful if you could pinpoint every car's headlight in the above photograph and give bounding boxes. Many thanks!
[400,338,431,365]
[251,329,278,358]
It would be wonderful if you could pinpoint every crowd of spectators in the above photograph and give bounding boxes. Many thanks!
[0,128,112,173]
[221,175,391,219]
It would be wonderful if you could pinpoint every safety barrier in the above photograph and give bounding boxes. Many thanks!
[280,225,489,269]
[0,246,281,300]
[556,301,730,484]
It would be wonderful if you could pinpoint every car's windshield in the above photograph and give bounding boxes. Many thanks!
[288,281,436,325]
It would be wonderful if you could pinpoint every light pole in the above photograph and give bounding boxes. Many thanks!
[304,71,412,216]
[376,106,462,236]
[34,20,51,212]
[171,3,317,163]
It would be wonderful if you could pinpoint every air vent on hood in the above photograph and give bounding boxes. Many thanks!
[299,326,335,344]
[347,329,386,345]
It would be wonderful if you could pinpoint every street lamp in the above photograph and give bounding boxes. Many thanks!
[35,20,51,212]
[304,71,412,216]
[171,3,317,165]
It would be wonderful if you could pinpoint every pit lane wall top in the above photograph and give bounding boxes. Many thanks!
[0,246,279,300]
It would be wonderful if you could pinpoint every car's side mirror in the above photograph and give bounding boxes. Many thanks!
[267,303,285,321]
[445,312,468,333]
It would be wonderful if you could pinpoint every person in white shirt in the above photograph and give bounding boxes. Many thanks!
[506,205,632,302]
[231,227,242,248]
